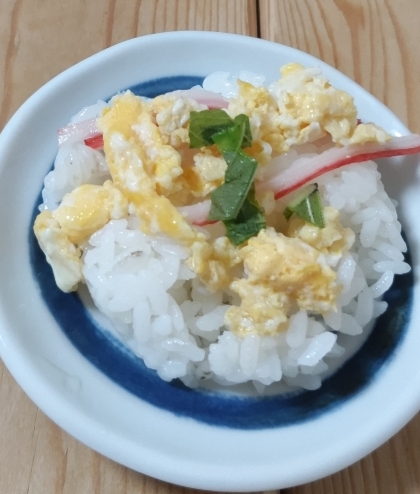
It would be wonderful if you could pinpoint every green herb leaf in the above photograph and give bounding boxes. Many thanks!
[189,110,253,150]
[225,186,266,245]
[284,186,325,228]
[209,150,258,221]
[189,109,265,243]
[212,114,252,152]
[189,110,234,148]
[233,114,252,148]
[212,124,244,153]
[283,207,293,221]
[294,190,325,227]
[286,184,318,210]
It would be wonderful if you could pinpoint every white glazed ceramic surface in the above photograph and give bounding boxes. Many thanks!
[0,32,420,492]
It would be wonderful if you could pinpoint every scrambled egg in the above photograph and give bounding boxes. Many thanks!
[97,91,204,244]
[34,180,128,291]
[52,180,128,244]
[186,236,241,293]
[227,63,389,164]
[34,212,84,292]
[151,93,206,147]
[34,63,386,336]
[225,227,340,336]
[286,206,355,267]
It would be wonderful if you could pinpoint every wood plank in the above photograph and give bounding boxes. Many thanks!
[258,0,420,133]
[0,0,257,129]
[0,1,258,493]
[259,1,420,493]
[0,367,39,494]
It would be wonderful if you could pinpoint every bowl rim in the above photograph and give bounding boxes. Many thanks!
[1,30,420,491]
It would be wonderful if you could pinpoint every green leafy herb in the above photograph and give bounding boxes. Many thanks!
[189,110,234,148]
[212,125,243,153]
[232,114,252,148]
[188,109,265,243]
[209,150,258,221]
[285,184,318,210]
[284,185,325,228]
[224,186,266,245]
[189,110,252,150]
[283,207,294,221]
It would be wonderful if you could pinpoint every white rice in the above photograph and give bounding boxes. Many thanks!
[76,156,408,391]
[38,75,411,393]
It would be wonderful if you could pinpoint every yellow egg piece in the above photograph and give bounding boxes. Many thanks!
[52,181,128,245]
[225,227,340,336]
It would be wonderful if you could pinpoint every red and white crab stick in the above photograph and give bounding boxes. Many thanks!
[57,118,101,147]
[259,134,420,200]
[178,134,420,226]
[57,88,228,150]
[169,87,228,110]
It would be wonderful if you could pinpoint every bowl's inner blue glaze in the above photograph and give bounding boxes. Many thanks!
[29,76,414,429]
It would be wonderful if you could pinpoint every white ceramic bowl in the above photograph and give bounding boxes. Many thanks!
[1,31,420,492]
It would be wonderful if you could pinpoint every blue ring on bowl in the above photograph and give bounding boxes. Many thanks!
[29,75,414,429]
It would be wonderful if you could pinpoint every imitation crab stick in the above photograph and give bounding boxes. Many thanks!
[178,200,212,226]
[58,118,101,146]
[259,134,420,200]
[84,134,104,150]
[168,87,229,109]
[178,134,420,226]
[57,88,227,149]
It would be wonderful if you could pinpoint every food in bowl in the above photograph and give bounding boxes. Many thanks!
[33,63,420,391]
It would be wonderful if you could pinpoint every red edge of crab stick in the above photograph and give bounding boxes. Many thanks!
[59,90,227,150]
[260,134,420,200]
[178,135,420,226]
[178,200,213,226]
[57,117,100,146]
[84,134,104,150]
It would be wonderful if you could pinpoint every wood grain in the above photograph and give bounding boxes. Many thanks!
[259,1,420,493]
[1,0,420,492]
[0,2,259,493]
[258,0,420,133]
[0,0,257,129]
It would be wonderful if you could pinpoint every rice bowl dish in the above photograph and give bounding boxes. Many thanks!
[33,63,419,393]
[2,32,420,491]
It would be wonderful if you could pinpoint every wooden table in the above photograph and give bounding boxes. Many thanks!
[1,0,419,492]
